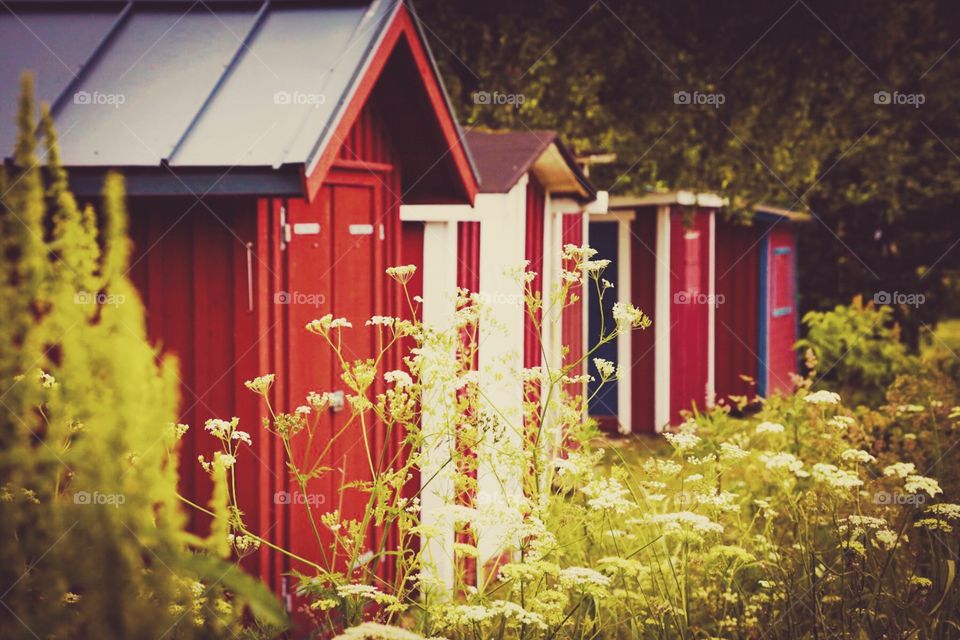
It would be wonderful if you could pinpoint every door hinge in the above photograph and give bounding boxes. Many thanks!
[280,205,291,250]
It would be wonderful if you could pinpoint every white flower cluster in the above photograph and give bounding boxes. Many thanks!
[804,390,841,405]
[593,357,622,381]
[882,462,916,478]
[243,373,275,394]
[385,264,417,284]
[812,463,863,489]
[759,452,807,477]
[203,417,252,446]
[904,475,942,497]
[840,449,876,465]
[305,314,352,335]
[648,511,724,535]
[664,431,701,452]
[755,421,785,434]
[581,477,634,514]
[611,301,650,331]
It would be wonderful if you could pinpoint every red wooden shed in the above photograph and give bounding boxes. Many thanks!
[0,0,478,599]
[716,205,808,400]
[593,193,806,434]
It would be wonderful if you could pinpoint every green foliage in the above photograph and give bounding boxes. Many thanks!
[797,295,916,407]
[921,319,960,381]
[0,75,285,639]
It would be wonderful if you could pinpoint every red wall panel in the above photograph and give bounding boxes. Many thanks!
[128,196,273,580]
[524,179,546,370]
[561,213,584,380]
[669,208,711,423]
[715,221,760,402]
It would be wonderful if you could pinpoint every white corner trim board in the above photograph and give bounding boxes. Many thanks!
[616,216,632,434]
[654,205,672,432]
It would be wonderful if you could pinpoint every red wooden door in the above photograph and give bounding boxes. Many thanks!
[283,170,386,577]
[765,226,798,395]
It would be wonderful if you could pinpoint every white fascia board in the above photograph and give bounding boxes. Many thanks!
[697,193,728,208]
[399,203,482,222]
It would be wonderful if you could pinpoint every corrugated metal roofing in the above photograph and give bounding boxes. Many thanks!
[0,0,398,169]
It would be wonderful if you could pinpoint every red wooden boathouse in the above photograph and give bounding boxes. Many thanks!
[0,0,478,598]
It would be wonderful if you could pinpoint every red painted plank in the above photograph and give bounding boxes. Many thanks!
[669,208,711,424]
[524,179,546,370]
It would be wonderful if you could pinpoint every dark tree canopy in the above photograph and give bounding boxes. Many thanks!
[415,0,960,341]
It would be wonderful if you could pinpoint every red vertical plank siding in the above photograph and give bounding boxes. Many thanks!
[524,179,546,369]
[400,221,424,320]
[129,198,266,564]
[138,200,199,527]
[457,221,481,293]
[715,222,760,402]
[398,219,423,565]
[630,211,658,433]
[669,208,711,424]
[522,178,546,500]
[765,226,798,395]
[454,220,480,587]
[560,212,585,398]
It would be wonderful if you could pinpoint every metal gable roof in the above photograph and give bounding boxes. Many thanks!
[0,0,399,170]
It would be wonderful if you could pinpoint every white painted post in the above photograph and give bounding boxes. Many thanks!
[654,206,672,432]
[616,216,633,434]
[707,210,716,409]
[475,179,528,578]
[419,220,459,591]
